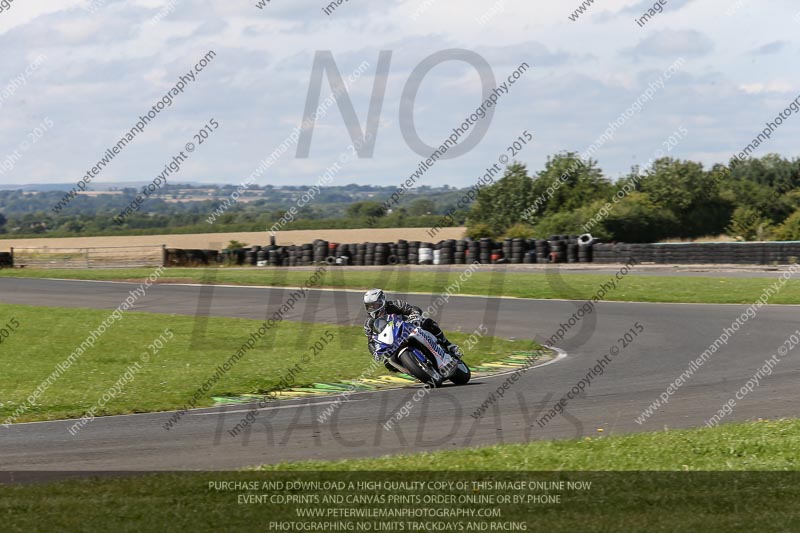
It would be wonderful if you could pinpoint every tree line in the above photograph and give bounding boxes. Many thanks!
[0,153,799,242]
[467,154,800,242]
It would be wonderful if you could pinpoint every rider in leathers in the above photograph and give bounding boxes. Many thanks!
[362,288,460,372]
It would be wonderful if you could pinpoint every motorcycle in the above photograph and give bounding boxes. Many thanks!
[370,313,471,387]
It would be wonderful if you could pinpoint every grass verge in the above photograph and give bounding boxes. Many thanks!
[0,303,535,424]
[2,266,800,304]
[3,420,799,532]
[256,417,800,471]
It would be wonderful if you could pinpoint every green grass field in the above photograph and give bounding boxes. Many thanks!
[257,418,800,471]
[4,420,799,532]
[0,303,535,423]
[2,266,800,304]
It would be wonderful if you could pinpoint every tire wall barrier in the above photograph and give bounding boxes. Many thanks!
[9,239,800,269]
[591,241,800,265]
[160,237,800,267]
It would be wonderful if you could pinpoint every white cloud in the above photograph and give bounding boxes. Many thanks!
[0,0,799,186]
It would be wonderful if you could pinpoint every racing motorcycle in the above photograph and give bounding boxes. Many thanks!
[370,313,471,387]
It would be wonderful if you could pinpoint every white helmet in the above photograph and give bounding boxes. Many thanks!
[363,288,386,318]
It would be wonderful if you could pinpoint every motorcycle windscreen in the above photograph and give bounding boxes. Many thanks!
[377,323,395,345]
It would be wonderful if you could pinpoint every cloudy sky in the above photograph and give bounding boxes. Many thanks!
[1,0,798,188]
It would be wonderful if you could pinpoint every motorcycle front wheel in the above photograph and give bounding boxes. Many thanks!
[399,348,444,388]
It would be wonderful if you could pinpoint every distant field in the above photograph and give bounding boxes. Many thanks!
[0,227,467,252]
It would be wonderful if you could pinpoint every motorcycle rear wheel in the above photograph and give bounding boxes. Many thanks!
[449,361,471,385]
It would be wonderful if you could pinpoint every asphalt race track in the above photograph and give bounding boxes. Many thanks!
[2,277,799,474]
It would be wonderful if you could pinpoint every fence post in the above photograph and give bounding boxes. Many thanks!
[162,245,167,267]
[9,247,12,269]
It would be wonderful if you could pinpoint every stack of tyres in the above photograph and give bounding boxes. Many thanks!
[439,240,455,265]
[548,238,566,263]
[454,240,467,264]
[374,243,388,265]
[301,244,313,265]
[479,238,493,264]
[566,244,578,263]
[578,241,593,263]
[616,243,633,264]
[566,237,579,263]
[325,242,338,264]
[232,248,246,266]
[204,250,219,265]
[718,243,738,264]
[589,244,609,263]
[509,238,526,264]
[187,249,209,266]
[502,239,512,261]
[365,242,376,266]
[535,239,550,263]
[408,241,420,265]
[312,240,327,263]
[781,242,800,263]
[751,243,767,265]
[334,243,349,265]
[668,244,688,264]
[418,244,433,265]
[627,243,651,263]
[524,239,537,264]
[732,243,754,264]
[466,240,479,264]
[354,243,366,266]
[696,243,716,264]
[491,247,505,264]
[397,240,408,265]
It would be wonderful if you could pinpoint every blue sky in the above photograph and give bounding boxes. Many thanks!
[1,0,798,187]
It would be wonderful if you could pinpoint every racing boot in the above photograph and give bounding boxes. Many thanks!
[435,331,462,359]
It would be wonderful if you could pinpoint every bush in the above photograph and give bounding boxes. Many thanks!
[502,223,536,239]
[726,207,773,241]
[532,210,590,239]
[773,209,800,241]
[600,193,679,243]
[226,240,248,250]
[464,223,495,239]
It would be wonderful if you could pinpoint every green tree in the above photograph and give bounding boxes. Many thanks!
[528,153,612,219]
[346,201,386,219]
[637,158,732,238]
[600,192,679,243]
[726,155,800,224]
[409,198,436,216]
[468,162,537,234]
